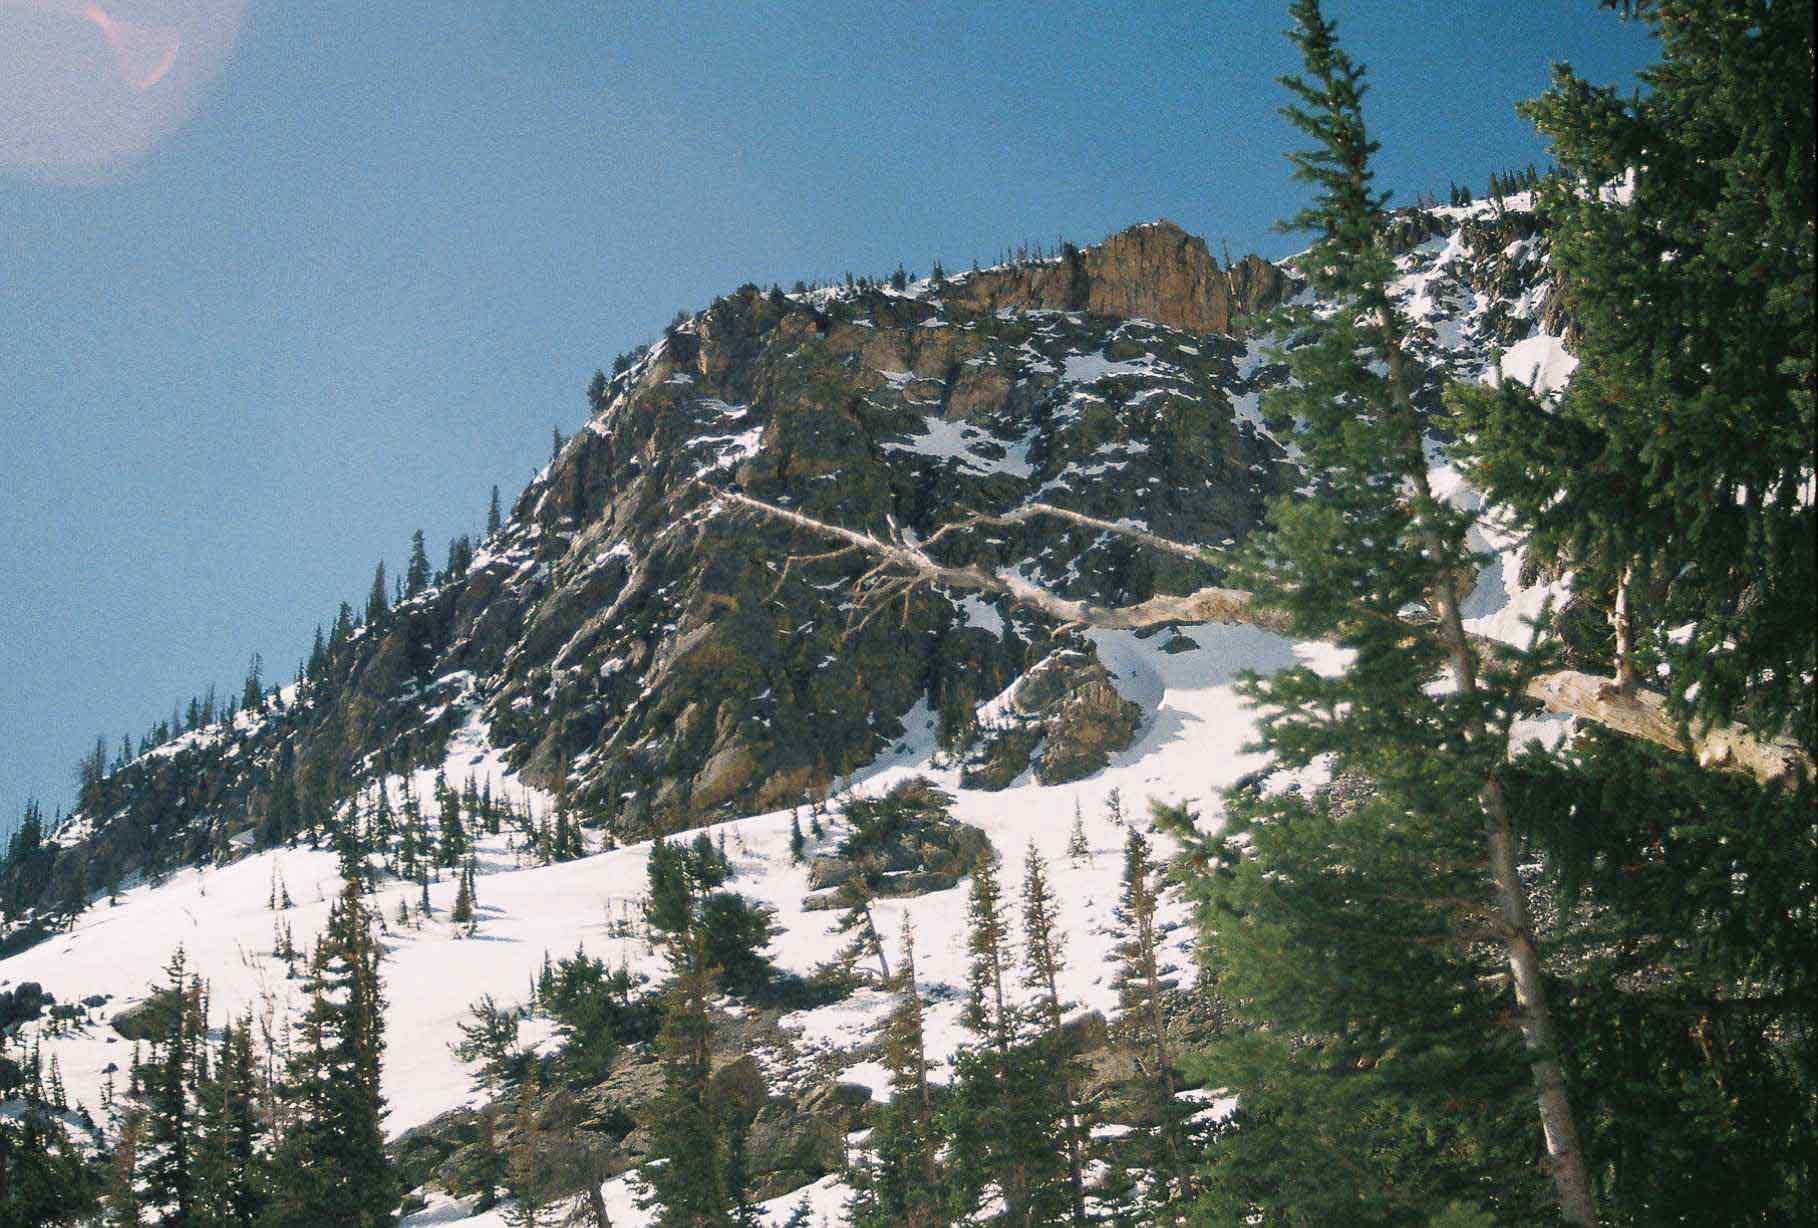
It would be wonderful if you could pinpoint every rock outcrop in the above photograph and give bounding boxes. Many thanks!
[945,219,1295,334]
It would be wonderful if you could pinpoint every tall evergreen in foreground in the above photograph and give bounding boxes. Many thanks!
[1166,2,1595,1222]
[264,876,398,1228]
[1448,2,1817,1219]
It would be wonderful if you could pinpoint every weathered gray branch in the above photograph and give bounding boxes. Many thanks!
[711,488,1809,788]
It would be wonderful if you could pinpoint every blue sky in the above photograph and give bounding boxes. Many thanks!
[0,2,1653,828]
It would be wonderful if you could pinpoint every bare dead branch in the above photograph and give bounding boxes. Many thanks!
[709,487,1810,787]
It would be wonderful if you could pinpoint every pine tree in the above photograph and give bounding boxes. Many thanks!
[195,1017,265,1227]
[1161,5,1599,1222]
[264,876,399,1227]
[1020,845,1087,1225]
[636,925,730,1226]
[405,529,432,598]
[487,484,503,536]
[364,561,388,626]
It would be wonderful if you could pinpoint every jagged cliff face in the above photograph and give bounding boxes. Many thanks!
[443,223,1300,823]
[944,219,1293,334]
[14,200,1567,919]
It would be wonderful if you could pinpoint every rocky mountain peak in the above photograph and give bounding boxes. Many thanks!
[945,219,1294,333]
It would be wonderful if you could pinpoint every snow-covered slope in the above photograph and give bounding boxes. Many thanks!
[7,622,1351,1223]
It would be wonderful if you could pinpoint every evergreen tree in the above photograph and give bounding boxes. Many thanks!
[241,653,264,714]
[849,924,941,1228]
[788,808,806,863]
[364,562,388,626]
[264,876,399,1227]
[1163,4,1599,1221]
[1019,846,1087,1225]
[1065,801,1089,864]
[104,1107,148,1227]
[453,995,528,1096]
[636,925,730,1226]
[405,530,432,598]
[830,875,890,983]
[1447,38,1816,1217]
[1109,828,1190,1211]
[436,773,468,867]
[195,1017,265,1228]
[140,947,201,1224]
[939,849,1066,1226]
[451,859,477,931]
[501,1076,547,1228]
[0,1102,101,1226]
[487,485,503,536]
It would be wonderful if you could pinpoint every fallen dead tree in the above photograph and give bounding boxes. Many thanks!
[709,487,1809,789]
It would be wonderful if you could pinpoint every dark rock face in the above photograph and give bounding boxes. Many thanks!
[964,648,1144,789]
[287,220,1305,832]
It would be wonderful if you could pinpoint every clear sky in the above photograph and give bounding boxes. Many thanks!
[0,1,1654,829]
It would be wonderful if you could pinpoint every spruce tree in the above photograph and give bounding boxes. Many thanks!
[1065,801,1089,864]
[104,1107,148,1227]
[140,947,201,1224]
[1109,827,1189,1211]
[405,530,432,598]
[501,1076,547,1228]
[264,876,399,1227]
[1162,5,1599,1220]
[195,1017,265,1228]
[487,484,503,536]
[636,925,730,1227]
[830,875,890,982]
[0,1102,101,1226]
[940,849,1061,1226]
[364,562,388,626]
[1457,0,1814,715]
[849,924,941,1228]
[1019,845,1088,1225]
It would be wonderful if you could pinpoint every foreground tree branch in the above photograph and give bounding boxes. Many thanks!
[710,488,1809,789]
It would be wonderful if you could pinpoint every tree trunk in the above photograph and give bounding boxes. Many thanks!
[1389,311,1600,1228]
[1611,561,1639,693]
